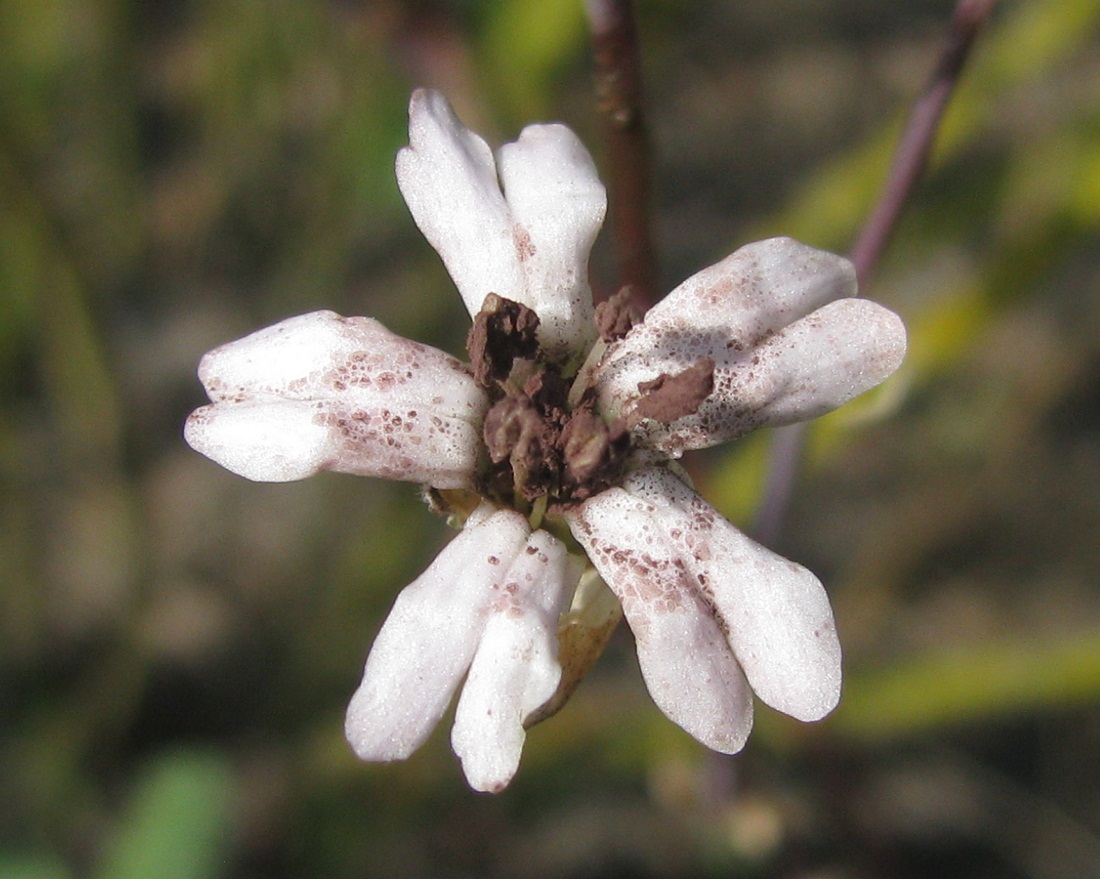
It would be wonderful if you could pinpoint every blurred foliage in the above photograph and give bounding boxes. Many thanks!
[93,749,232,879]
[2,0,1100,877]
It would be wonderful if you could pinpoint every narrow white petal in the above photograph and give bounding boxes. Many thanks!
[184,400,334,482]
[567,487,754,753]
[186,311,486,487]
[396,89,525,319]
[620,467,842,722]
[648,237,857,340]
[451,529,573,792]
[596,238,856,417]
[722,297,908,430]
[344,505,530,762]
[498,124,605,360]
[525,567,623,727]
[594,239,905,454]
[196,310,395,399]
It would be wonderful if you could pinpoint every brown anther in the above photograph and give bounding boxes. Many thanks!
[560,408,630,499]
[595,286,641,342]
[482,393,560,500]
[467,294,541,387]
[523,369,570,417]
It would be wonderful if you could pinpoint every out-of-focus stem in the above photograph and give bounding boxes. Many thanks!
[585,0,660,312]
[753,0,998,548]
[751,421,808,548]
[848,0,998,284]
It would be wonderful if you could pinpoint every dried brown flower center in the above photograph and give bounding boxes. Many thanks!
[469,295,630,508]
[466,292,716,514]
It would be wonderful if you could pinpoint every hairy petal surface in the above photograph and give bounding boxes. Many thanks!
[397,90,605,363]
[595,237,906,454]
[344,505,530,762]
[452,529,576,792]
[618,467,842,721]
[498,124,605,360]
[643,237,858,343]
[566,483,755,753]
[726,297,908,431]
[396,89,524,320]
[184,310,485,487]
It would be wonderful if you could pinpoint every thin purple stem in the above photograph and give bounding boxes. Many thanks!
[848,0,997,284]
[750,422,809,548]
[584,0,661,312]
[752,0,998,547]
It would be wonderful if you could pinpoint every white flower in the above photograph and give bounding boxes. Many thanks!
[184,88,907,791]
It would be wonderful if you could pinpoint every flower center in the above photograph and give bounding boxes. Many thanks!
[468,294,632,512]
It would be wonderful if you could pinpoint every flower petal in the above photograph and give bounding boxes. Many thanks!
[525,567,623,728]
[618,467,842,721]
[184,400,334,482]
[594,238,905,454]
[720,297,907,430]
[567,483,754,753]
[397,90,607,364]
[451,529,574,792]
[396,90,525,321]
[649,236,858,339]
[498,124,605,361]
[184,310,486,488]
[344,505,530,762]
[597,237,856,413]
[634,297,906,454]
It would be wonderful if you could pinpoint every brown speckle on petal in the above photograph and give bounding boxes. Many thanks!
[628,358,715,428]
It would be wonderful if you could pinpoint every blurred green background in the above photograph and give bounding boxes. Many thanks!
[3,0,1100,876]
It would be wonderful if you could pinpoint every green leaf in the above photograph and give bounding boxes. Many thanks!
[94,750,233,879]
[833,633,1100,741]
[0,855,71,879]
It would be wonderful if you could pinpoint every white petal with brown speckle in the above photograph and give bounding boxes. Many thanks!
[567,465,841,743]
[184,310,485,487]
[595,237,906,455]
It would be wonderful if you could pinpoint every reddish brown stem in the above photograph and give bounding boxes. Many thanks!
[585,0,660,312]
